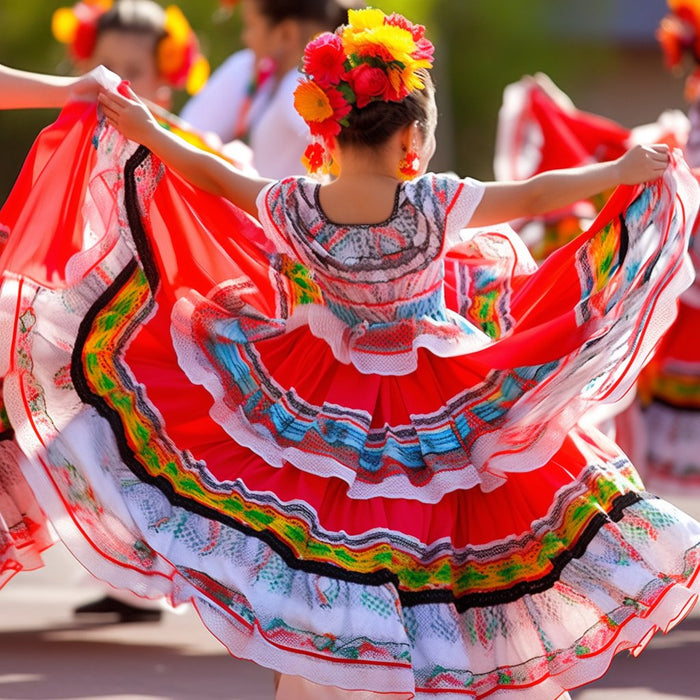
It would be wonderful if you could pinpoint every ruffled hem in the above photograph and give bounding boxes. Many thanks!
[13,411,700,697]
[286,302,494,377]
[0,440,55,587]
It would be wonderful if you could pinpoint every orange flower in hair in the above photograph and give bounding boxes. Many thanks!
[157,5,210,94]
[658,0,700,69]
[294,80,351,141]
[53,1,209,94]
[52,0,113,61]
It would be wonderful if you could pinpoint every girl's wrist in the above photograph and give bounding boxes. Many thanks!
[609,156,625,186]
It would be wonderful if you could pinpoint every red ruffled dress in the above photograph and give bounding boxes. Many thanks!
[1,94,700,698]
[495,76,700,491]
[0,220,53,588]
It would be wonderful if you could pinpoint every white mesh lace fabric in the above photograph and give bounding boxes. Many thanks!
[255,174,488,374]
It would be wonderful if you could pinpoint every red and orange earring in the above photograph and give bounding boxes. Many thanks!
[398,148,420,180]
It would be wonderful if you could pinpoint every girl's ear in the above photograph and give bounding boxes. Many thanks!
[400,121,422,152]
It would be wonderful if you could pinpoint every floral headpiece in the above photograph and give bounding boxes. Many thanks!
[52,1,210,94]
[657,1,700,70]
[293,8,434,174]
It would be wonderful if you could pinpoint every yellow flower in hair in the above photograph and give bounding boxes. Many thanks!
[400,63,427,93]
[156,5,209,94]
[187,55,210,95]
[294,80,334,122]
[346,7,385,32]
[52,7,80,44]
[345,24,410,64]
[52,0,114,60]
[159,5,190,75]
[165,5,190,46]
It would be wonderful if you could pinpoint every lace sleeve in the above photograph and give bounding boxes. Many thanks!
[442,175,486,249]
[255,179,300,258]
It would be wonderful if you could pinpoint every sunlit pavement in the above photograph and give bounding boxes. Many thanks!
[0,544,273,700]
[2,493,699,700]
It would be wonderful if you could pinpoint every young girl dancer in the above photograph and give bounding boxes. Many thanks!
[2,8,700,698]
[52,0,209,109]
[181,0,364,177]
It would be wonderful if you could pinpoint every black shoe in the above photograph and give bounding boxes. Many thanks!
[73,595,163,623]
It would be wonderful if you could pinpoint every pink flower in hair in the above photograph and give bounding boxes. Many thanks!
[303,33,347,88]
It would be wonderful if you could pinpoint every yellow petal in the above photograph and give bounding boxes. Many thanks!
[186,55,210,95]
[51,8,79,44]
[164,5,190,45]
[347,8,385,31]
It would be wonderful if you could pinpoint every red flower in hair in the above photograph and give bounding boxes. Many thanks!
[303,33,347,88]
[673,2,700,25]
[658,2,700,69]
[72,19,99,60]
[303,142,326,173]
[347,64,393,107]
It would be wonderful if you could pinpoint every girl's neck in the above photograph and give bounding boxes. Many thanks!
[273,53,298,80]
[317,143,406,225]
[335,140,403,183]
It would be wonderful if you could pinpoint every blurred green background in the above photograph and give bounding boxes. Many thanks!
[0,0,683,200]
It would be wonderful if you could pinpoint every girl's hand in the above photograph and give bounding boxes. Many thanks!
[98,84,158,145]
[616,144,670,185]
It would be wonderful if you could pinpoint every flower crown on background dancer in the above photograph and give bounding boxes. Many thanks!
[293,7,434,175]
[52,0,209,94]
[657,0,700,100]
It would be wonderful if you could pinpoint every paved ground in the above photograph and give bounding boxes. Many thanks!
[2,495,700,699]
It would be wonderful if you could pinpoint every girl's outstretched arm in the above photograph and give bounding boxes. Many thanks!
[0,64,100,109]
[98,85,272,217]
[468,144,670,228]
